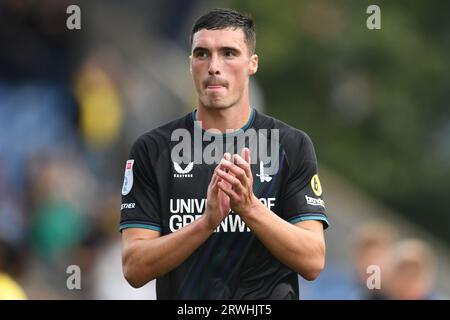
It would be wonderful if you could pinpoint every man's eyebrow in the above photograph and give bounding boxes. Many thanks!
[221,46,241,53]
[192,46,242,54]
[192,47,209,54]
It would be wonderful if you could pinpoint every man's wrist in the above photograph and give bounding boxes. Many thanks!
[239,195,263,220]
[197,212,217,234]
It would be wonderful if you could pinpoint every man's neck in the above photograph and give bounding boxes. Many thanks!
[195,104,252,133]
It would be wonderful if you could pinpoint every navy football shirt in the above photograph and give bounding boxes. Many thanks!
[120,108,329,299]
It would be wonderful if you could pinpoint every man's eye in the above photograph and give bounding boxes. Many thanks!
[224,50,235,57]
[195,51,207,58]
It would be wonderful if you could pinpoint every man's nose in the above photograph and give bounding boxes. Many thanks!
[208,55,221,75]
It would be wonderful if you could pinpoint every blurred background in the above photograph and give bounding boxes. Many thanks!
[0,0,449,299]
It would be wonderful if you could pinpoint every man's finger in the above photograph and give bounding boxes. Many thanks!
[232,153,252,180]
[217,180,239,202]
[242,148,250,164]
[219,159,247,186]
[209,172,219,191]
[216,168,243,193]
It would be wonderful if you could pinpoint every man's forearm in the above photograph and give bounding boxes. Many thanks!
[122,216,214,287]
[240,199,325,280]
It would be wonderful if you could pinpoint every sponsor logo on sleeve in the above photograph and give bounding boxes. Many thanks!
[305,195,325,208]
[121,203,136,210]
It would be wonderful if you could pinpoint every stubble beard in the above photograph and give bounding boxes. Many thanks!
[200,92,240,110]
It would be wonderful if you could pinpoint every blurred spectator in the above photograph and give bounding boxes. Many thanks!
[349,221,397,299]
[384,239,436,300]
[73,50,124,152]
[0,239,27,300]
[27,150,99,263]
[0,273,27,300]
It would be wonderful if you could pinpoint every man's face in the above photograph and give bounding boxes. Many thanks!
[190,28,258,110]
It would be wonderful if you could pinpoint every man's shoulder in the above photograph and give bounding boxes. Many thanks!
[128,112,191,161]
[134,112,191,146]
[257,112,319,170]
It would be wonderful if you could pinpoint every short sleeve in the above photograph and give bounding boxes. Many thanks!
[280,132,329,229]
[120,136,162,232]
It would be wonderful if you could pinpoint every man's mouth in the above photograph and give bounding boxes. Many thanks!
[206,85,225,89]
[206,84,226,91]
[204,78,227,90]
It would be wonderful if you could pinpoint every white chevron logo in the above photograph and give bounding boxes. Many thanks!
[173,162,194,178]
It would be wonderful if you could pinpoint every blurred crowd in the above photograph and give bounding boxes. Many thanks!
[349,221,437,300]
[0,0,124,299]
[298,219,441,300]
[0,0,198,299]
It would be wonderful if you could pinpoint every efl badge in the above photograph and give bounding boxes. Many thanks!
[122,160,134,196]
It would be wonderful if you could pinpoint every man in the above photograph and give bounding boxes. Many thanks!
[120,8,329,299]
[349,221,396,299]
[384,239,436,300]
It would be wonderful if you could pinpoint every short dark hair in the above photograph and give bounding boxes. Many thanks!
[190,8,256,54]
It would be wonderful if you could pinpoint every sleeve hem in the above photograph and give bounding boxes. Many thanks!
[119,223,161,232]
[288,214,329,229]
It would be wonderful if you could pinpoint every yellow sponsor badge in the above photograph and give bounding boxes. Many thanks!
[311,174,322,197]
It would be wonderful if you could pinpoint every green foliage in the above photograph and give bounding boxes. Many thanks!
[230,0,450,242]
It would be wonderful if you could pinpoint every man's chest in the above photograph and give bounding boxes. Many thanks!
[156,156,284,233]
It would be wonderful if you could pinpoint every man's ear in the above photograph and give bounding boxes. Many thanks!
[248,54,258,75]
[189,55,192,74]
